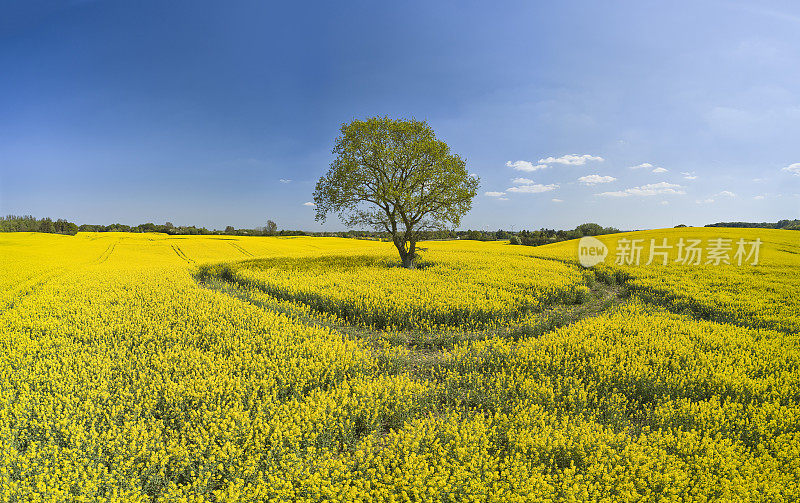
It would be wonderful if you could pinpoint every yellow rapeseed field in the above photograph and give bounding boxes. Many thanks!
[530,227,800,333]
[199,243,589,332]
[1,228,798,501]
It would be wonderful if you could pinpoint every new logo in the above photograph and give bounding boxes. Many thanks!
[578,236,608,267]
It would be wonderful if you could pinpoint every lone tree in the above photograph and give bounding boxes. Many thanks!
[314,117,479,268]
[266,219,278,236]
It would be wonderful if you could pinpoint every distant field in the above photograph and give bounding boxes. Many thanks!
[531,227,800,333]
[1,229,799,501]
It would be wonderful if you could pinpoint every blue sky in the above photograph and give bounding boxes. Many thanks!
[1,0,798,231]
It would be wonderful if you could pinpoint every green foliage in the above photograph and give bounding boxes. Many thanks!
[705,219,800,229]
[575,222,620,236]
[0,215,78,235]
[464,230,483,241]
[314,117,479,267]
[517,223,620,246]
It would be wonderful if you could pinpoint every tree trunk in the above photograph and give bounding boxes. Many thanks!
[401,252,416,269]
[394,237,417,269]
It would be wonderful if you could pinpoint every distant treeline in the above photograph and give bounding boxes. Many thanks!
[8,214,796,241]
[346,224,622,244]
[73,224,433,238]
[77,222,285,236]
[0,216,288,237]
[0,216,621,244]
[705,219,800,230]
[0,215,79,235]
[509,223,621,246]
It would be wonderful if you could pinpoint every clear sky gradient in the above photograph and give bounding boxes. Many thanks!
[1,0,798,230]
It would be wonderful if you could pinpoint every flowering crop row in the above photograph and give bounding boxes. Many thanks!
[200,247,589,332]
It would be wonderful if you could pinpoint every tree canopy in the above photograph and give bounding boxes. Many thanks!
[314,117,479,268]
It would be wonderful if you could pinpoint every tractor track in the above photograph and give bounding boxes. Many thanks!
[228,242,254,257]
[96,240,120,264]
[171,243,195,263]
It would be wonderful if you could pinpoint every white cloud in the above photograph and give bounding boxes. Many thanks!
[507,183,559,193]
[596,191,630,198]
[596,182,685,197]
[660,200,669,206]
[506,177,558,194]
[538,154,603,165]
[303,201,316,207]
[578,174,616,185]
[784,163,800,175]
[696,191,737,204]
[681,171,698,180]
[498,197,509,201]
[628,162,667,173]
[279,178,292,183]
[485,191,506,197]
[506,160,547,172]
[551,198,563,203]
[754,195,766,200]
